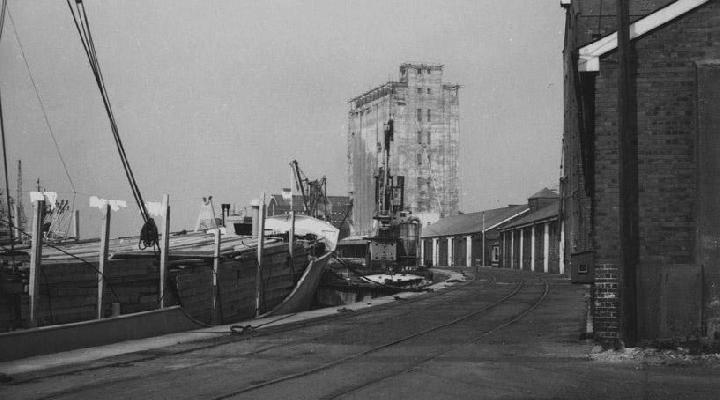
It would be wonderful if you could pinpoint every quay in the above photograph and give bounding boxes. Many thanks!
[3,267,719,399]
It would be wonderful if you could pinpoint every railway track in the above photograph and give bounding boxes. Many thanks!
[7,270,551,400]
[210,275,550,399]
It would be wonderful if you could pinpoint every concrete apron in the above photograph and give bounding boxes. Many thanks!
[0,268,467,377]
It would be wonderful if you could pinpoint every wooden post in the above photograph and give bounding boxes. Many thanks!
[13,204,20,242]
[97,204,111,319]
[559,221,565,275]
[521,229,526,270]
[289,165,295,261]
[28,200,44,327]
[73,209,80,241]
[446,236,454,267]
[211,228,221,324]
[251,200,260,238]
[255,193,266,317]
[159,194,170,308]
[510,230,515,269]
[432,238,438,267]
[466,236,472,270]
[481,212,486,267]
[543,223,550,274]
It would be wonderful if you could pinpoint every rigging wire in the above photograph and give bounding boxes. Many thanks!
[0,0,6,41]
[8,10,77,238]
[0,0,15,249]
[65,0,158,249]
[7,11,77,207]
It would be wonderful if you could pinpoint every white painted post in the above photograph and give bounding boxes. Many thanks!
[543,222,550,273]
[502,231,506,268]
[466,236,472,268]
[255,193,266,317]
[559,220,565,275]
[419,239,425,267]
[481,212,486,266]
[432,238,439,267]
[447,237,453,267]
[251,200,260,238]
[97,204,111,319]
[212,228,221,324]
[289,166,295,261]
[531,225,536,272]
[13,204,20,242]
[28,200,44,327]
[159,194,170,308]
[510,230,515,269]
[519,228,524,271]
[73,209,80,241]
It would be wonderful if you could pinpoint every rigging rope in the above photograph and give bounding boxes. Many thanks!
[7,11,77,196]
[65,0,157,249]
[0,0,15,248]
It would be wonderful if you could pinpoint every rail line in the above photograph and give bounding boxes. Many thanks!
[211,278,541,399]
[16,272,493,397]
[17,272,533,400]
[322,277,551,400]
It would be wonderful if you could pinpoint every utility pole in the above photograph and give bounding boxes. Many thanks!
[617,0,638,346]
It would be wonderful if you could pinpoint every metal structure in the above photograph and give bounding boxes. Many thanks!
[290,160,329,220]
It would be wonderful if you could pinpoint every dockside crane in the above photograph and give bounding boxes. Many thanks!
[290,160,329,220]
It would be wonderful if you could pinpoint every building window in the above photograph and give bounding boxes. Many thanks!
[417,130,422,144]
[491,246,500,262]
[427,88,431,94]
[417,153,422,165]
[427,109,431,122]
[417,87,423,94]
[417,67,422,75]
[426,131,431,145]
[416,108,422,122]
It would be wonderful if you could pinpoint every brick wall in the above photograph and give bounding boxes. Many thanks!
[574,0,720,342]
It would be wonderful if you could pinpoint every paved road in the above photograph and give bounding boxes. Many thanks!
[2,268,720,399]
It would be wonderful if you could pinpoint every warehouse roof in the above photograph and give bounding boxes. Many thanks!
[499,200,559,230]
[421,204,529,238]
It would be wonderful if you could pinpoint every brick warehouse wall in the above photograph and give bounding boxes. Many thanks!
[348,64,460,235]
[583,0,720,342]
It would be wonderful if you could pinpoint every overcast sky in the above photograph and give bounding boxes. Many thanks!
[0,0,564,238]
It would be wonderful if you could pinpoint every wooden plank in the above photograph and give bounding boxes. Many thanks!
[211,229,221,324]
[29,200,45,327]
[159,194,170,308]
[97,204,111,319]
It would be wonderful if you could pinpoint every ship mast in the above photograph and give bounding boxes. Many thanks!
[0,0,15,247]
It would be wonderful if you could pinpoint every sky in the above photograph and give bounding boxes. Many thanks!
[0,0,565,238]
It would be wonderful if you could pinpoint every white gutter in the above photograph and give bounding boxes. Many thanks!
[578,0,711,72]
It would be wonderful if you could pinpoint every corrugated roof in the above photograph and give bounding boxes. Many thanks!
[421,205,529,238]
[500,200,559,230]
